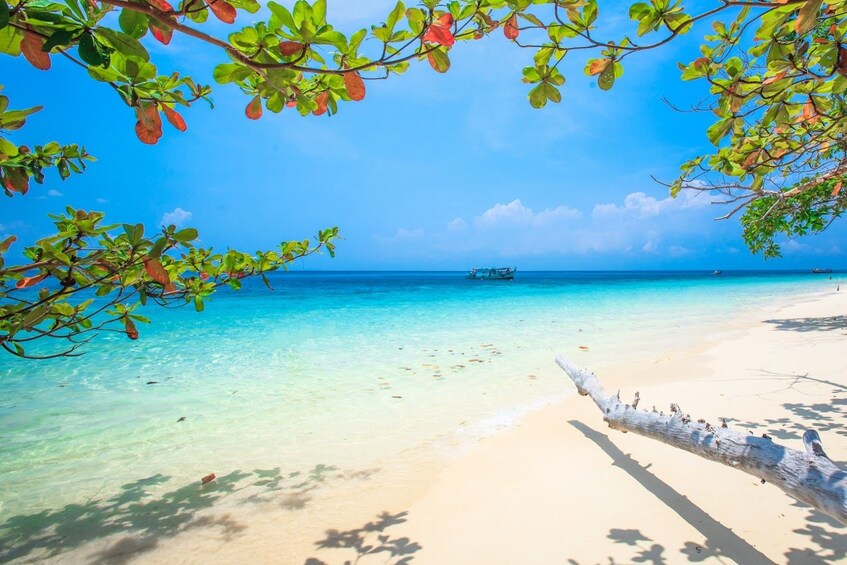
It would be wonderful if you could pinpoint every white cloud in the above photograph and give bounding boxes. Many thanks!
[477,199,533,226]
[394,227,424,239]
[592,189,709,219]
[447,218,468,231]
[375,227,424,245]
[669,245,691,256]
[783,239,808,253]
[161,207,192,227]
[475,199,581,228]
[47,189,62,197]
[0,221,27,235]
[642,240,658,253]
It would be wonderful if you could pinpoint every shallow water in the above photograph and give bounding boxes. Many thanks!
[0,270,837,530]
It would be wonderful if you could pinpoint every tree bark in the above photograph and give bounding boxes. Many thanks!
[556,355,847,525]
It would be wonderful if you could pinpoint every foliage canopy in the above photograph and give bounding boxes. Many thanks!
[1,0,845,355]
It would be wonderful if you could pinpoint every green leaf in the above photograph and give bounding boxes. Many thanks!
[522,66,541,83]
[194,295,205,312]
[78,33,111,68]
[266,92,284,113]
[528,84,547,108]
[0,136,17,157]
[174,228,198,242]
[706,118,732,145]
[386,0,404,30]
[348,28,367,53]
[42,29,76,52]
[312,0,326,25]
[268,1,297,31]
[0,1,10,30]
[88,64,122,82]
[213,62,253,83]
[583,0,598,26]
[96,28,149,60]
[187,5,208,22]
[427,48,450,73]
[119,8,148,38]
[0,25,21,56]
[542,82,561,103]
[227,0,259,13]
[598,63,615,90]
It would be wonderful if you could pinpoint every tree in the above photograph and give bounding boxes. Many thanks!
[1,0,844,356]
[0,91,337,358]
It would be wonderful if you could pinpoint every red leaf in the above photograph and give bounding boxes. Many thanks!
[135,104,163,145]
[162,105,187,131]
[313,92,328,116]
[150,22,173,44]
[143,257,171,285]
[503,13,519,40]
[205,0,236,23]
[743,149,761,169]
[21,32,51,71]
[148,0,174,11]
[199,272,209,280]
[0,235,16,254]
[16,273,47,289]
[3,169,29,194]
[201,473,216,485]
[343,72,366,102]
[286,99,297,108]
[279,41,305,56]
[245,95,262,120]
[125,318,139,340]
[163,282,177,294]
[833,180,843,197]
[587,59,610,76]
[838,46,847,77]
[423,13,455,47]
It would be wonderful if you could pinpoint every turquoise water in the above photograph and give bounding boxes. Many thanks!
[0,271,838,537]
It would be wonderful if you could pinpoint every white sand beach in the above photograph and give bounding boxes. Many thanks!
[19,287,847,564]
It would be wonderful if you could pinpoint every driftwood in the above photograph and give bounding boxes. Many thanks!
[556,355,847,525]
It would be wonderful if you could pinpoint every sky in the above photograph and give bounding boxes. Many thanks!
[2,1,845,271]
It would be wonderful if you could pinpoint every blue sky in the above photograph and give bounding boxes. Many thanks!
[2,1,845,270]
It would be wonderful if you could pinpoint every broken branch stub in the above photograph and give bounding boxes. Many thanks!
[556,355,847,525]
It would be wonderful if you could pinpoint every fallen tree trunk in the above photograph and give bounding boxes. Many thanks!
[556,355,847,525]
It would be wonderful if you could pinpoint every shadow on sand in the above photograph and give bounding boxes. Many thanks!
[569,420,776,565]
[764,315,847,333]
[0,464,354,564]
[304,511,421,565]
[569,420,847,564]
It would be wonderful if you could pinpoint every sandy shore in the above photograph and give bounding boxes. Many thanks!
[14,286,847,564]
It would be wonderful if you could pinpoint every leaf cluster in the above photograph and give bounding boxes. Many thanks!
[0,206,338,358]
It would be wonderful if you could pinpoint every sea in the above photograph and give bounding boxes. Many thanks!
[0,270,839,555]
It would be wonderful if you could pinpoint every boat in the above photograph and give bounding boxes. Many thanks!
[466,267,516,281]
[812,268,833,274]
[712,270,722,276]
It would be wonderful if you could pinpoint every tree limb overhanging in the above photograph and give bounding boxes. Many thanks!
[556,355,847,525]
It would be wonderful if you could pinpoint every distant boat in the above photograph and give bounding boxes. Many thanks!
[812,268,833,274]
[467,267,516,281]
[713,270,722,276]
